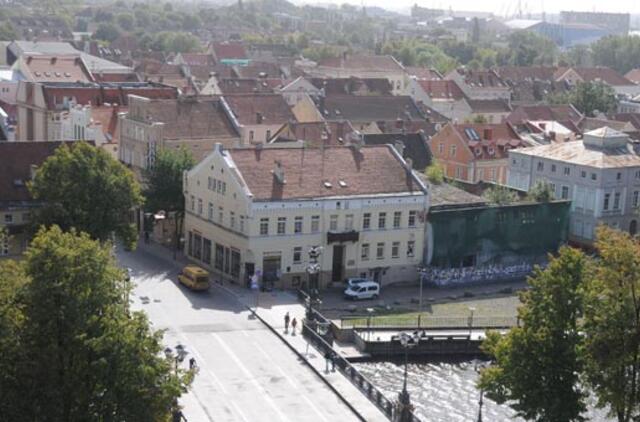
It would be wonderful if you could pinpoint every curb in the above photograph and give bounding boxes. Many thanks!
[214,284,369,422]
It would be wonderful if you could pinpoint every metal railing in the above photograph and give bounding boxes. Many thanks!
[340,315,519,330]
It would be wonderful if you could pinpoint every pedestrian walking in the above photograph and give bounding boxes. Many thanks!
[330,351,337,372]
[284,312,290,333]
[324,350,332,373]
[291,317,297,335]
[172,409,187,422]
[189,357,196,370]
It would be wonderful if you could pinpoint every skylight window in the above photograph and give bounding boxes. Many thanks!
[323,181,332,188]
[338,180,347,187]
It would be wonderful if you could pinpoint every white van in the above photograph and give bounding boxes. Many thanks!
[344,281,380,301]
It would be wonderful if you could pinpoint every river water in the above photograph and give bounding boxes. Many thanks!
[354,360,613,422]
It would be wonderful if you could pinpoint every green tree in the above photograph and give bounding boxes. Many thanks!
[528,179,555,202]
[484,185,517,204]
[424,161,445,184]
[506,31,557,66]
[582,226,640,422]
[0,21,17,41]
[591,35,640,74]
[29,142,143,249]
[5,226,190,420]
[549,81,618,117]
[116,13,135,31]
[94,22,122,42]
[143,148,195,256]
[480,247,588,421]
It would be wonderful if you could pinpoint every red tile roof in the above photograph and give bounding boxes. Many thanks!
[211,42,248,61]
[93,72,140,83]
[450,122,523,159]
[41,83,178,109]
[405,66,443,80]
[495,66,558,83]
[318,55,404,72]
[216,78,280,94]
[224,94,295,126]
[417,80,465,100]
[272,121,356,146]
[625,69,640,84]
[455,69,507,88]
[91,105,126,142]
[20,55,94,83]
[229,145,424,201]
[555,67,634,86]
[310,77,392,96]
[179,53,215,67]
[506,105,583,127]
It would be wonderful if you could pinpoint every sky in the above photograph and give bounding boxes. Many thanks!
[302,0,640,16]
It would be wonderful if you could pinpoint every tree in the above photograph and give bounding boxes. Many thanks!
[582,226,640,422]
[2,226,190,420]
[506,31,557,66]
[549,81,618,117]
[480,247,588,421]
[29,142,143,249]
[484,185,517,204]
[143,148,195,256]
[116,13,135,31]
[94,23,122,42]
[528,179,555,202]
[424,161,444,184]
[591,35,640,74]
[0,21,17,41]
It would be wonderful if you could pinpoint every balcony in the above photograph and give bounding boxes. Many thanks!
[327,230,360,244]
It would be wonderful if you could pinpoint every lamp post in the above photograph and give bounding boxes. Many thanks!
[417,266,427,313]
[305,246,323,323]
[468,306,476,338]
[164,344,188,374]
[474,361,486,422]
[395,332,419,422]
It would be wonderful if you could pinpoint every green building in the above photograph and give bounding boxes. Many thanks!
[426,183,570,268]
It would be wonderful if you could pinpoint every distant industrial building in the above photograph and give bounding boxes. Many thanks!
[560,11,630,36]
[505,19,614,48]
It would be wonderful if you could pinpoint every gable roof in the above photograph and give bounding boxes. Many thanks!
[233,61,283,79]
[228,145,425,201]
[223,94,296,126]
[216,78,280,94]
[317,55,404,72]
[454,68,507,88]
[416,79,465,100]
[319,95,424,122]
[495,66,558,83]
[467,99,512,114]
[362,132,433,171]
[405,66,443,80]
[178,53,215,67]
[211,42,248,61]
[447,122,524,159]
[91,105,126,142]
[309,77,393,96]
[18,55,94,83]
[271,120,356,146]
[506,105,583,127]
[555,67,634,86]
[626,69,640,84]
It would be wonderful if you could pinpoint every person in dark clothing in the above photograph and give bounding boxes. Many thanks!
[284,312,290,333]
[189,357,196,370]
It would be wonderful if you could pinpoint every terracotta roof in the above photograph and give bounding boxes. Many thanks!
[228,145,424,201]
[362,132,433,171]
[376,119,441,137]
[91,105,126,142]
[20,55,93,83]
[272,121,356,146]
[449,122,523,159]
[417,80,465,100]
[93,72,140,83]
[455,69,507,88]
[216,78,280,94]
[309,77,392,96]
[626,69,640,84]
[179,53,215,67]
[506,105,583,126]
[317,55,404,72]
[319,95,424,122]
[136,97,238,140]
[0,141,74,204]
[555,67,634,86]
[224,94,295,126]
[211,42,248,60]
[233,61,283,79]
[467,99,512,114]
[405,66,443,80]
[495,66,558,83]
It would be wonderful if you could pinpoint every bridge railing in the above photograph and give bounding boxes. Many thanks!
[340,315,519,330]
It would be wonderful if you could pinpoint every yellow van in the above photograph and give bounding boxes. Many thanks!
[178,265,210,291]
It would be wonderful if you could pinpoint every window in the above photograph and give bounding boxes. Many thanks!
[549,183,556,195]
[277,217,286,235]
[218,207,224,224]
[345,214,354,231]
[266,130,271,141]
[551,164,556,173]
[391,242,400,258]
[564,167,570,176]
[438,143,444,154]
[363,213,371,230]
[361,243,370,260]
[591,173,597,181]
[203,238,212,264]
[190,195,195,211]
[249,130,254,141]
[393,211,401,228]
[311,215,320,233]
[193,234,202,259]
[376,242,384,260]
[634,191,639,208]
[197,198,203,215]
[561,186,569,200]
[329,215,338,231]
[614,192,621,210]
[240,215,245,232]
[537,162,544,171]
[215,244,224,271]
[408,211,417,227]
[407,241,415,257]
[231,250,241,277]
[230,212,236,229]
[4,214,12,224]
[260,218,269,235]
[208,202,214,220]
[294,216,303,233]
[617,172,622,181]
[604,193,610,211]
[378,212,386,229]
[456,167,463,179]
[450,145,457,157]
[581,170,586,178]
[490,169,496,181]
[0,235,8,256]
[293,247,302,264]
[636,170,640,179]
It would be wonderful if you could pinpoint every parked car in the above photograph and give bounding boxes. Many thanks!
[346,277,373,288]
[178,265,210,291]
[344,281,380,301]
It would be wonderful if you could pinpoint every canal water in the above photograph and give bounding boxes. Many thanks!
[354,360,613,422]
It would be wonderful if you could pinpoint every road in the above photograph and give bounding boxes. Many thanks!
[118,248,361,422]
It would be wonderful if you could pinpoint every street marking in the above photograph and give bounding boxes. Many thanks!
[211,332,292,422]
[302,395,331,422]
[230,401,251,422]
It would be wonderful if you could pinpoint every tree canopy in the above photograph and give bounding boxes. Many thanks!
[0,226,190,420]
[29,142,143,250]
[548,81,618,117]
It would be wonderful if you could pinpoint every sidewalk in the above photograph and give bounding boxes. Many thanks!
[217,283,389,422]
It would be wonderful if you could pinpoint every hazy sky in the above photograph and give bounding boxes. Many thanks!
[304,0,640,16]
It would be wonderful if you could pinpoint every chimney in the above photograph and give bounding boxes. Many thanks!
[256,112,263,124]
[50,56,57,65]
[483,128,492,140]
[395,117,404,129]
[394,140,405,157]
[272,160,286,184]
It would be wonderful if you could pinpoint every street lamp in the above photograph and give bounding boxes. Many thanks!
[417,266,427,313]
[305,246,323,323]
[468,306,476,338]
[395,332,419,422]
[474,361,486,422]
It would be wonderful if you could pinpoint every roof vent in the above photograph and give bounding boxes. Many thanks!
[338,180,347,187]
[272,160,286,184]
[64,72,71,77]
[323,181,332,188]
